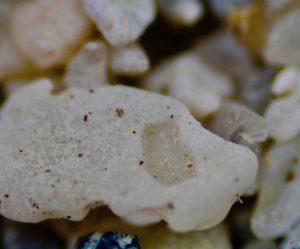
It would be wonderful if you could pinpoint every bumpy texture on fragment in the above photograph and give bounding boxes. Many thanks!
[210,101,268,152]
[251,138,300,239]
[142,224,231,249]
[110,43,150,76]
[265,68,300,141]
[83,0,156,46]
[158,0,204,26]
[144,52,232,118]
[64,41,108,88]
[195,30,256,81]
[0,79,257,232]
[264,9,300,68]
[10,0,92,69]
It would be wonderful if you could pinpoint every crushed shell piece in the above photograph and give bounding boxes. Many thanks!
[144,52,232,118]
[110,43,150,76]
[158,0,204,26]
[83,0,156,46]
[64,41,108,89]
[265,68,300,141]
[251,137,300,239]
[10,0,93,69]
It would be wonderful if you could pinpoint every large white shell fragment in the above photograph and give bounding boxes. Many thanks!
[0,79,257,232]
[83,0,156,46]
[265,68,300,141]
[10,0,92,69]
[251,138,300,239]
[143,224,231,249]
[158,0,204,26]
[144,52,232,118]
[64,41,108,89]
[264,9,300,68]
[195,30,256,81]
[110,43,150,76]
[210,101,268,152]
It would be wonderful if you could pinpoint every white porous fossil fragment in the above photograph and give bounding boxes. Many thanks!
[10,0,93,69]
[251,138,300,239]
[158,0,204,26]
[264,9,300,68]
[64,41,109,89]
[265,68,300,141]
[0,79,257,232]
[110,43,150,76]
[83,0,156,46]
[144,52,232,118]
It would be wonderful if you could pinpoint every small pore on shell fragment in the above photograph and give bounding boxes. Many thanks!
[0,79,257,232]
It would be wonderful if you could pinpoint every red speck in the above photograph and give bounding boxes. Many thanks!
[83,114,88,122]
[186,164,193,169]
[116,108,124,117]
[167,203,174,209]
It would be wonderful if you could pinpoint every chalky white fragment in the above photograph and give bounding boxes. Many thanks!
[158,0,204,26]
[0,79,257,232]
[144,52,232,118]
[83,0,156,46]
[251,138,300,239]
[110,43,150,76]
[264,9,300,68]
[265,68,300,141]
[10,0,92,69]
[64,41,108,88]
